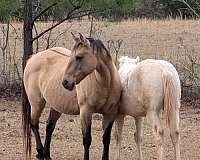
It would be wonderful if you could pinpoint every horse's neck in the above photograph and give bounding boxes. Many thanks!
[94,54,113,88]
[76,53,118,110]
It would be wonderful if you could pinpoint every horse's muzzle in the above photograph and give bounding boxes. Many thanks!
[62,80,75,91]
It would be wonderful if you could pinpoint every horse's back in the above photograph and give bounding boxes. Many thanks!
[137,59,180,100]
[138,59,180,90]
[24,47,71,74]
[120,58,180,116]
[24,47,79,114]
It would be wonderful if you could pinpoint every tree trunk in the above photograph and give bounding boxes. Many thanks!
[23,0,33,71]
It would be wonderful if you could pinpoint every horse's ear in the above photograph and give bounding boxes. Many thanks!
[119,56,126,65]
[78,33,90,46]
[78,33,85,41]
[71,32,80,43]
[135,56,140,63]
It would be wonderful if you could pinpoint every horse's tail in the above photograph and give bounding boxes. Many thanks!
[162,70,180,128]
[22,82,31,159]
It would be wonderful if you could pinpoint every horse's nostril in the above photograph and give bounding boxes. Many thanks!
[62,80,68,87]
[62,80,75,90]
[71,82,75,87]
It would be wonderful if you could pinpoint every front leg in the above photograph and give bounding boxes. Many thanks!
[80,109,92,160]
[43,108,61,160]
[102,114,115,160]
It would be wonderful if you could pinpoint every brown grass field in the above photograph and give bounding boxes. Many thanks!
[0,19,200,159]
[0,19,199,94]
[0,98,200,160]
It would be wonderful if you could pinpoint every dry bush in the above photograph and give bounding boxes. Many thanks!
[0,23,22,97]
[0,19,199,97]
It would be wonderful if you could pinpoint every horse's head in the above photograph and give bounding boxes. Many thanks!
[119,56,140,68]
[62,33,98,91]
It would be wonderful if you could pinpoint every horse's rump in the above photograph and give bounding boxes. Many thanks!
[24,47,79,114]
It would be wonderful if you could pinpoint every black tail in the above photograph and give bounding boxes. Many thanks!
[22,83,31,159]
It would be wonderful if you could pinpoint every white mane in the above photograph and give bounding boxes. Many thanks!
[119,56,140,67]
[118,56,140,88]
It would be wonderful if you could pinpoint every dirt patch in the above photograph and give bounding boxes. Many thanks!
[0,98,200,160]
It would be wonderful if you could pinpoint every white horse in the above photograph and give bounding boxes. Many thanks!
[115,56,181,160]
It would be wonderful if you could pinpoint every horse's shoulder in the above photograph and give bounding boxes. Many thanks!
[25,47,70,75]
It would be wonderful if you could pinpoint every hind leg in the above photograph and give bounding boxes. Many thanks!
[134,117,144,160]
[43,108,61,160]
[169,108,180,160]
[115,114,125,160]
[147,111,164,160]
[30,99,46,160]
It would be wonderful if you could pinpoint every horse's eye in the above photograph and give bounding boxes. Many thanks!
[75,56,83,61]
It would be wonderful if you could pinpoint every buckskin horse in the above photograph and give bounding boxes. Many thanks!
[22,33,122,160]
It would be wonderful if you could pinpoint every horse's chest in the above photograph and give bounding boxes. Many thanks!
[78,87,109,112]
[42,73,80,115]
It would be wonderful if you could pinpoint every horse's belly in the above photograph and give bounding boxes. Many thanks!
[52,100,80,115]
[45,91,79,115]
[120,93,146,117]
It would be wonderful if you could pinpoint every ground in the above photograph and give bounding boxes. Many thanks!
[0,98,199,160]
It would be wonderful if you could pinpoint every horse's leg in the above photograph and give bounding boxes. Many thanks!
[147,111,164,160]
[80,109,92,160]
[43,108,61,160]
[102,113,115,160]
[169,108,180,160]
[30,99,46,160]
[134,117,143,160]
[114,114,125,160]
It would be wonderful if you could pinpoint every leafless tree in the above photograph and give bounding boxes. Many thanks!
[23,0,98,71]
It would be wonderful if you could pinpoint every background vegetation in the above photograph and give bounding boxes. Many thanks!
[0,0,199,98]
[1,0,200,22]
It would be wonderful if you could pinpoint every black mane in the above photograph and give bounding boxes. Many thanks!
[86,37,111,58]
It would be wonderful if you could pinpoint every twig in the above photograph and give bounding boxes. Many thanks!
[9,24,22,40]
[46,21,55,49]
[32,3,57,24]
[33,23,39,53]
[49,23,74,47]
[32,5,83,42]
[0,22,10,52]
[176,0,200,17]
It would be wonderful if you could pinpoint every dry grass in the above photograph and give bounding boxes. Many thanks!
[0,19,200,159]
[0,99,200,160]
[0,19,199,96]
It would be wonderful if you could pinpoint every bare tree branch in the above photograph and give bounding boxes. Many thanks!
[69,10,101,19]
[46,21,55,49]
[10,14,24,21]
[32,2,57,24]
[49,23,74,47]
[32,4,90,42]
[176,0,200,17]
[69,0,84,8]
[10,24,22,40]
[33,23,39,53]
[0,21,10,51]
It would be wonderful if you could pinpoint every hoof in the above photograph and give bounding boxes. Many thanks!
[44,156,52,160]
[36,154,44,160]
